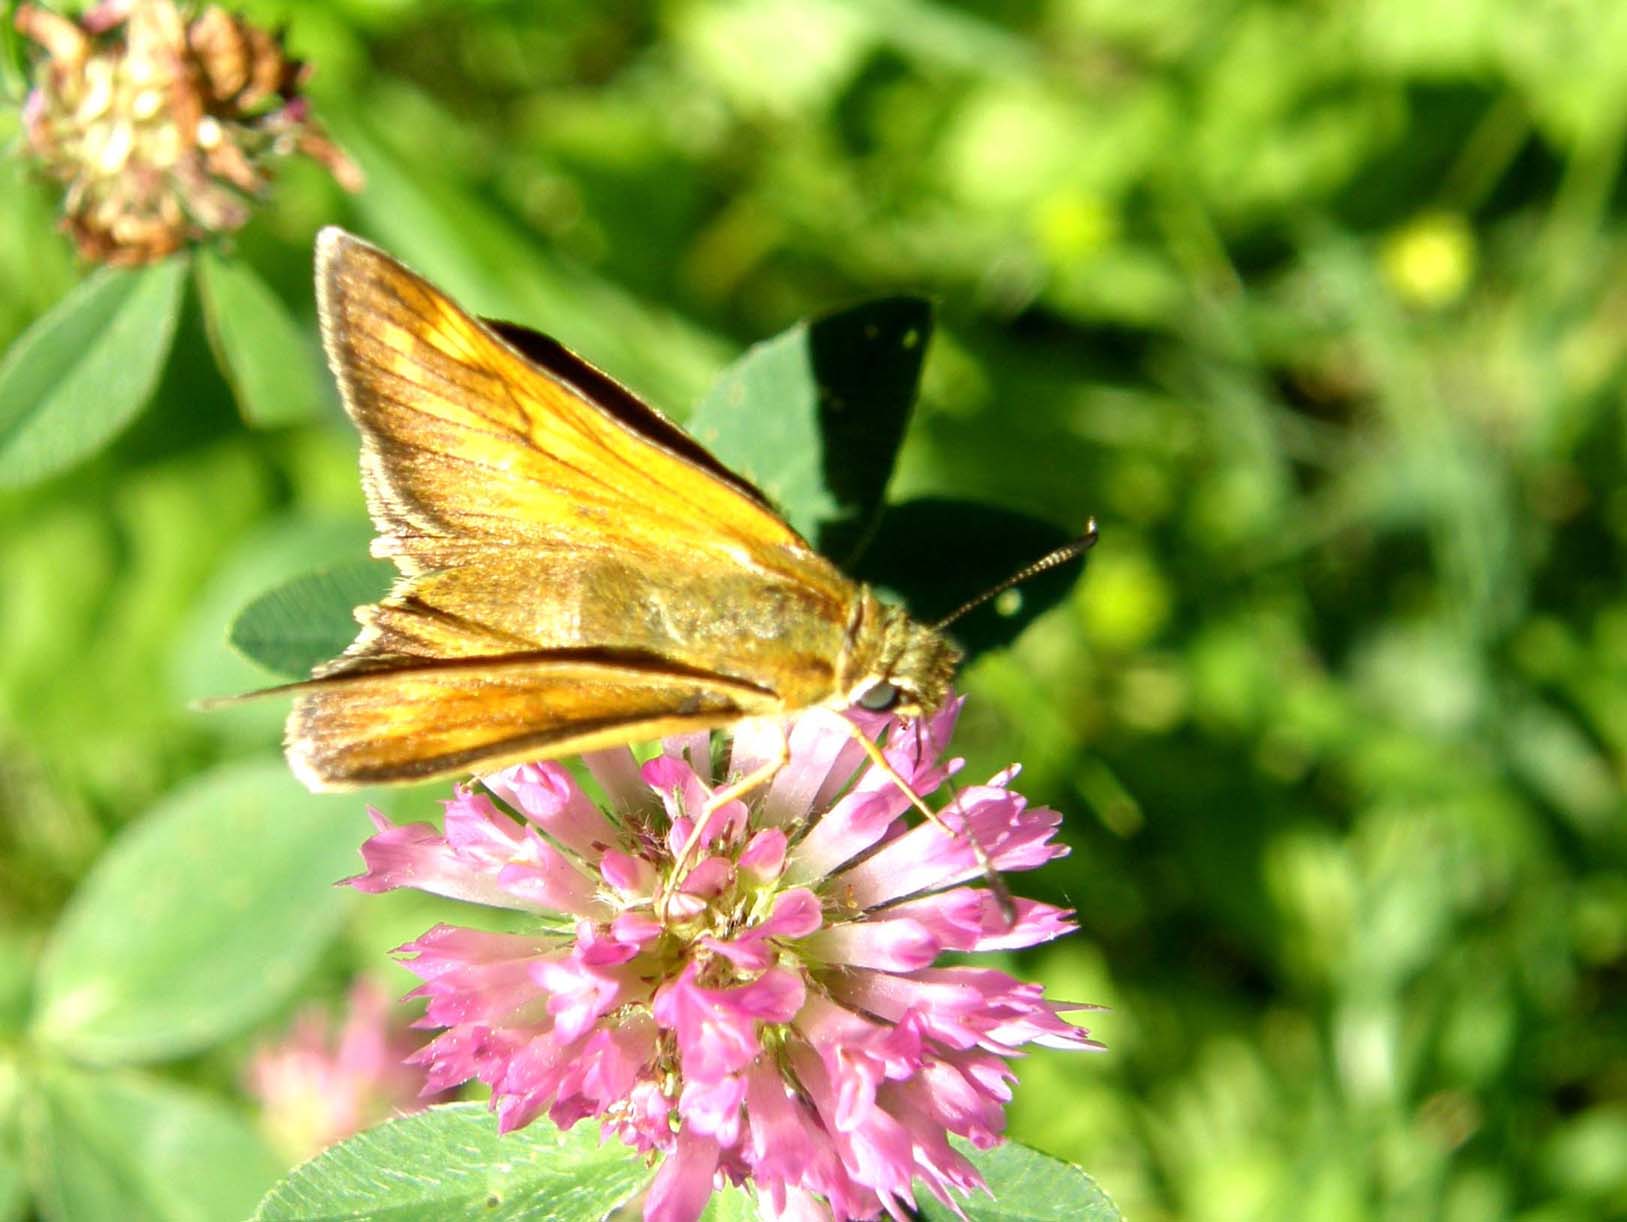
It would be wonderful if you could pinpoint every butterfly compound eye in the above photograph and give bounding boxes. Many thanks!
[857,681,902,712]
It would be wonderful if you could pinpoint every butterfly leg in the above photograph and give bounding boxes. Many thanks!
[662,721,790,911]
[834,712,1018,927]
[937,768,1018,926]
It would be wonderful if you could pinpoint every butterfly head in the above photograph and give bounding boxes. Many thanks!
[845,593,963,718]
[848,523,1098,720]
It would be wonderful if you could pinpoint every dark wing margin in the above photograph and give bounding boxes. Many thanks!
[483,319,778,514]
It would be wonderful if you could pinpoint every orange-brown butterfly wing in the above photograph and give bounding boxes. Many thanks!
[287,229,860,788]
[316,230,817,568]
[287,652,780,788]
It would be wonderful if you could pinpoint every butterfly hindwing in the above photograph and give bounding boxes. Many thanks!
[287,652,781,788]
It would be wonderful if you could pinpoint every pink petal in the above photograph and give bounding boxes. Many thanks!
[662,731,714,781]
[532,966,623,1044]
[493,1030,577,1132]
[663,892,708,920]
[643,754,708,834]
[737,827,788,880]
[678,854,734,898]
[882,890,1076,952]
[717,962,804,1023]
[832,787,1067,907]
[784,771,913,885]
[346,807,528,911]
[832,967,1100,1054]
[482,761,617,862]
[910,697,965,767]
[600,848,658,898]
[678,1073,747,1147]
[726,716,789,780]
[611,912,664,947]
[967,897,1076,950]
[807,708,895,811]
[789,1043,919,1216]
[496,844,606,918]
[581,746,648,812]
[946,1045,1021,1104]
[758,887,824,938]
[653,964,805,1082]
[753,711,866,827]
[397,925,558,1028]
[784,713,962,883]
[873,887,987,948]
[552,1015,656,1118]
[700,888,823,972]
[804,916,941,971]
[441,789,528,858]
[757,1186,836,1222]
[877,1077,985,1210]
[645,755,747,855]
[910,1053,1012,1148]
[573,920,644,967]
[607,1078,675,1156]
[699,937,774,976]
[742,1062,860,1213]
[342,809,442,894]
[698,936,773,973]
[410,1024,526,1098]
[645,1127,720,1222]
[794,996,924,1132]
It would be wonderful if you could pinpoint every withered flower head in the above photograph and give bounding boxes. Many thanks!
[15,0,362,265]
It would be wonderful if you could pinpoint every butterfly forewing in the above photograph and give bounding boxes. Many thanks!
[289,229,867,788]
[317,233,811,562]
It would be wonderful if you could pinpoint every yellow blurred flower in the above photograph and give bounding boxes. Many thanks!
[1379,212,1475,310]
[1033,189,1119,264]
[1076,546,1172,652]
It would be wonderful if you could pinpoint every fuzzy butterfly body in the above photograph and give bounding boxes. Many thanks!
[284,228,961,790]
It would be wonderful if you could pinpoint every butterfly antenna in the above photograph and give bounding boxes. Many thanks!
[931,518,1100,630]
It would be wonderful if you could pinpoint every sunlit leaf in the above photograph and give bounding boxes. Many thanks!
[0,257,186,488]
[172,516,376,746]
[25,1065,279,1222]
[33,759,368,1064]
[689,296,930,557]
[699,1184,757,1221]
[0,929,31,1039]
[254,1103,649,1221]
[0,1,28,96]
[195,250,331,427]
[919,1139,1122,1221]
[0,1111,21,1222]
[228,559,395,680]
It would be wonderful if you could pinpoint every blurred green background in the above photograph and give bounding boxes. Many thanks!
[3,1,1627,1219]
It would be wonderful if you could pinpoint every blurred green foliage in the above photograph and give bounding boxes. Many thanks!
[2,1,1626,1218]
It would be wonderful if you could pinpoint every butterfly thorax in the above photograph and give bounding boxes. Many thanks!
[840,589,963,717]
